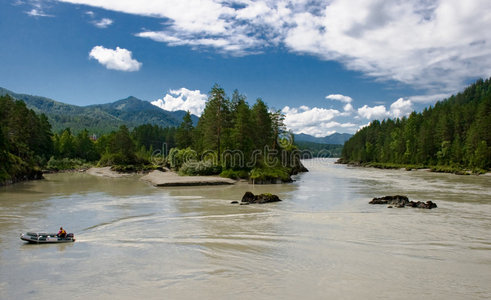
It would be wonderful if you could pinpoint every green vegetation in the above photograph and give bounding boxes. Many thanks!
[341,78,491,174]
[0,95,52,183]
[1,84,306,184]
[295,141,344,158]
[169,85,305,182]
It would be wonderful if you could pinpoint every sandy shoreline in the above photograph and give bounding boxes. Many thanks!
[85,167,236,186]
[141,170,236,186]
[85,167,132,178]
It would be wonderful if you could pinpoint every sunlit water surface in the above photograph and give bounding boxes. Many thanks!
[1,159,490,299]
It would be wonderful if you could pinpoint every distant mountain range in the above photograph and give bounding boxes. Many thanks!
[294,132,352,145]
[0,87,198,134]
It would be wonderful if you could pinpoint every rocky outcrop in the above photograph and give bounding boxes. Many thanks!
[369,195,437,209]
[407,200,438,209]
[369,195,409,207]
[240,192,282,204]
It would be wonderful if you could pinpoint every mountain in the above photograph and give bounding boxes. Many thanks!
[0,87,198,134]
[294,132,353,145]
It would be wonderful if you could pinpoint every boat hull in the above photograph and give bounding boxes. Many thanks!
[20,232,75,243]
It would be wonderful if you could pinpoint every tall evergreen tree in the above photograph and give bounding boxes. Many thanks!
[251,98,273,150]
[176,111,194,149]
[196,84,230,162]
[341,77,491,171]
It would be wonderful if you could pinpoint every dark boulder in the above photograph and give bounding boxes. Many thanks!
[369,195,409,206]
[241,192,282,204]
[370,195,437,209]
[408,200,437,209]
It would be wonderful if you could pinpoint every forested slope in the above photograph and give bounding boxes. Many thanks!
[341,78,491,172]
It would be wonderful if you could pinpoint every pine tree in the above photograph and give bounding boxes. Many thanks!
[251,98,273,150]
[196,84,230,162]
[176,111,194,149]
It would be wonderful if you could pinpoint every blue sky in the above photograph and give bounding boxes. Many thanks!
[1,0,490,136]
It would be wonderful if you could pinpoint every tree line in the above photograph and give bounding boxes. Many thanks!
[1,84,306,184]
[340,78,491,172]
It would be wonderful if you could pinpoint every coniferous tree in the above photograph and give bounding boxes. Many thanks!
[341,77,491,171]
[251,98,273,150]
[176,111,194,149]
[196,84,230,162]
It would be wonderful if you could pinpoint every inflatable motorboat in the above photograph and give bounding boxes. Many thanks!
[20,232,75,243]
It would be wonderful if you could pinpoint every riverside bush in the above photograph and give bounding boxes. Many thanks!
[249,166,291,183]
[168,147,197,170]
[220,169,249,179]
[46,157,91,170]
[179,160,221,176]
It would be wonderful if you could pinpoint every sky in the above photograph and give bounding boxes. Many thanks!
[1,0,491,136]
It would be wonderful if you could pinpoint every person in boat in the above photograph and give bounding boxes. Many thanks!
[57,227,67,238]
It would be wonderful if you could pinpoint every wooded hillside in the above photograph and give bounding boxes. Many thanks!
[341,78,491,172]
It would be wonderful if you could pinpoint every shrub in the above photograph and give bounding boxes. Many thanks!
[179,160,222,176]
[168,147,197,170]
[249,166,291,183]
[46,156,91,170]
[220,169,249,179]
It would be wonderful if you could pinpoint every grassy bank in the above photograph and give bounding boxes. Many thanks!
[338,159,487,175]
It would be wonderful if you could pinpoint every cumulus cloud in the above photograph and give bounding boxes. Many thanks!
[357,105,389,120]
[326,94,353,103]
[56,0,491,98]
[89,46,142,71]
[151,88,207,116]
[389,98,413,119]
[343,103,354,113]
[282,105,357,137]
[282,93,413,136]
[357,98,413,120]
[93,18,113,28]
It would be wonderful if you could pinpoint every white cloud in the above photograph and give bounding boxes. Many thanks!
[26,8,52,17]
[407,93,452,103]
[357,98,413,120]
[25,0,53,17]
[342,103,354,113]
[56,0,491,97]
[93,18,113,28]
[151,88,207,116]
[389,98,413,119]
[282,105,357,137]
[89,46,142,72]
[357,105,388,120]
[326,94,353,103]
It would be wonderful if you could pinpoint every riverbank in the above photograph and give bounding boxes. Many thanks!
[337,159,489,175]
[85,167,133,178]
[141,170,236,186]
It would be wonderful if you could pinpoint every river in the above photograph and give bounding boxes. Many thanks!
[1,159,490,299]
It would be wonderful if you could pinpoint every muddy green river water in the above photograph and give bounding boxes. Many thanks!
[1,159,490,299]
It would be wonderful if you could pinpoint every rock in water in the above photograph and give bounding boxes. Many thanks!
[241,192,282,204]
[241,192,256,203]
[369,195,409,206]
[408,200,438,209]
[370,195,437,209]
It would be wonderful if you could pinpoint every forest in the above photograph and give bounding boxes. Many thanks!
[0,85,306,185]
[340,78,491,173]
